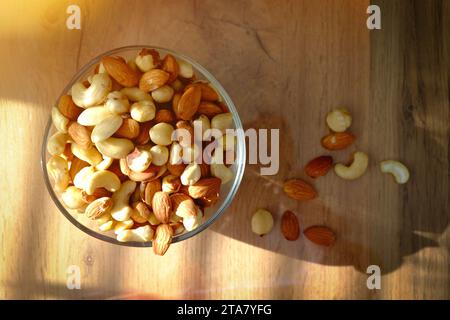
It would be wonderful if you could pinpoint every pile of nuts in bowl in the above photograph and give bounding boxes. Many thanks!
[46,48,236,255]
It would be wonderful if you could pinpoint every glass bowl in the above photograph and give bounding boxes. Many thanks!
[41,45,246,247]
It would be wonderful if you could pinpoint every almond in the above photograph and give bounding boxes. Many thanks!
[321,132,355,150]
[304,155,333,178]
[167,162,186,177]
[162,54,179,83]
[101,56,140,87]
[186,83,219,102]
[85,197,113,219]
[187,177,221,199]
[154,109,175,123]
[139,69,169,92]
[281,210,300,241]
[153,223,173,256]
[152,191,172,223]
[134,121,153,145]
[175,86,201,120]
[197,101,223,118]
[283,179,317,200]
[172,93,181,113]
[304,226,336,246]
[144,179,162,206]
[69,157,89,181]
[170,193,196,219]
[68,122,92,149]
[58,95,83,120]
[199,163,210,178]
[108,161,128,182]
[114,118,140,139]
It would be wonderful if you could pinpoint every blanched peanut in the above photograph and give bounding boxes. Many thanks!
[151,85,174,103]
[183,206,202,231]
[91,115,123,143]
[150,123,174,146]
[251,208,274,236]
[326,108,352,132]
[181,144,201,163]
[110,180,137,221]
[130,100,156,122]
[120,87,152,102]
[177,59,194,78]
[85,170,121,195]
[51,107,69,133]
[150,145,169,166]
[193,114,211,140]
[47,132,70,156]
[71,143,102,166]
[95,137,134,159]
[77,106,113,126]
[46,155,70,192]
[117,225,154,242]
[211,112,233,134]
[169,142,183,165]
[61,186,86,209]
[180,163,201,186]
[126,147,152,172]
[105,91,130,114]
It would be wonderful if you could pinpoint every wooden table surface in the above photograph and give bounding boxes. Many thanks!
[0,0,448,299]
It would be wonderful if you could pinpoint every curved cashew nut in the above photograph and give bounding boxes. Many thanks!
[334,151,369,180]
[95,156,113,170]
[77,106,113,126]
[71,143,102,166]
[105,91,130,114]
[46,155,70,192]
[71,73,112,108]
[47,132,70,156]
[85,170,121,195]
[117,225,154,242]
[91,115,123,143]
[95,137,134,159]
[111,180,137,221]
[380,160,410,184]
[120,87,152,102]
[51,107,69,133]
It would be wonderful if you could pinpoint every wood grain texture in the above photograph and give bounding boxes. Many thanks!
[0,0,448,299]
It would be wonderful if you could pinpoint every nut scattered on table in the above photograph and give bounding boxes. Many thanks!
[380,160,410,184]
[251,208,274,236]
[334,151,369,180]
[46,48,236,255]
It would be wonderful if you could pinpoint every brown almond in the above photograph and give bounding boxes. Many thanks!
[139,69,169,92]
[321,132,355,150]
[304,226,336,246]
[186,83,219,102]
[101,56,140,87]
[152,191,173,223]
[144,179,162,206]
[175,86,201,120]
[283,179,317,201]
[85,197,113,220]
[162,54,179,83]
[188,177,221,199]
[170,193,197,219]
[68,122,92,149]
[134,121,153,145]
[153,223,173,256]
[305,155,333,178]
[281,211,300,241]
[115,118,140,139]
[197,101,223,118]
[199,163,210,178]
[167,162,186,177]
[108,161,129,182]
[58,95,83,120]
[154,109,175,124]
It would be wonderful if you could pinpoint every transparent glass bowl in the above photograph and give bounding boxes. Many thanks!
[41,45,246,247]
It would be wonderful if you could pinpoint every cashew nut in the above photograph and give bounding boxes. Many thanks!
[211,163,233,184]
[110,180,137,221]
[120,87,152,102]
[95,137,134,159]
[71,143,102,166]
[51,107,69,133]
[130,100,156,122]
[46,155,70,192]
[211,112,233,134]
[380,160,410,184]
[71,73,112,108]
[105,91,130,114]
[85,170,121,195]
[116,225,154,242]
[77,106,113,126]
[95,156,113,170]
[180,163,201,186]
[47,132,70,156]
[61,186,86,209]
[334,151,369,180]
[91,115,123,143]
[73,165,96,190]
[113,219,134,234]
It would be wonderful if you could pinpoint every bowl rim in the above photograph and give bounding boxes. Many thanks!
[41,45,246,247]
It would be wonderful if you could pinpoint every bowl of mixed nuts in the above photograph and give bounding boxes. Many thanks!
[42,46,246,255]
